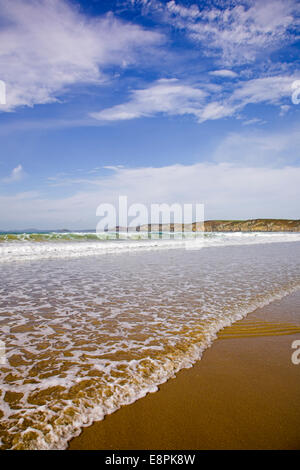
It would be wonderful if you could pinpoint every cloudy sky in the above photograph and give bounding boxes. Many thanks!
[0,0,299,229]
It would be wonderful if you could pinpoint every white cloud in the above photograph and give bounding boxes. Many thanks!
[207,74,300,121]
[91,78,206,121]
[166,0,200,19]
[1,161,299,229]
[213,127,300,166]
[242,118,266,126]
[2,165,25,183]
[187,0,298,65]
[231,75,297,105]
[209,70,238,78]
[91,73,299,123]
[196,101,235,122]
[280,105,291,116]
[137,0,299,65]
[0,0,162,111]
[198,74,300,122]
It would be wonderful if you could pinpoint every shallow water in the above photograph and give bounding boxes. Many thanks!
[0,239,300,449]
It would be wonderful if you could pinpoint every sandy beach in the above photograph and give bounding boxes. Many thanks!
[69,289,300,450]
[1,241,299,449]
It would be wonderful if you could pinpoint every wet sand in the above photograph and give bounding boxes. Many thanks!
[69,290,300,450]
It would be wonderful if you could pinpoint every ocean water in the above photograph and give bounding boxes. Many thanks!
[1,231,300,263]
[0,233,300,449]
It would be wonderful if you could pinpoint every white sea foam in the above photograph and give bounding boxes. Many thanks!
[0,242,299,449]
[0,232,300,263]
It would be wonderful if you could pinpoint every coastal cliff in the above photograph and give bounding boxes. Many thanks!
[203,219,300,232]
[134,219,300,232]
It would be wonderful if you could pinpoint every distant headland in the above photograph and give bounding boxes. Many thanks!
[1,219,299,234]
[113,219,300,233]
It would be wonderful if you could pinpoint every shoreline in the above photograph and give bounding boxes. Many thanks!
[69,289,300,450]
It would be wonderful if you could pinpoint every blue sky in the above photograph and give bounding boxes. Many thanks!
[0,0,299,229]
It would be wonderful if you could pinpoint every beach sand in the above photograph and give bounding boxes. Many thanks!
[69,290,300,450]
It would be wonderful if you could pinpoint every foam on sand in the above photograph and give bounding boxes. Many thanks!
[0,242,299,449]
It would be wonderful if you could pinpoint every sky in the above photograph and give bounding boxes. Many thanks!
[0,0,299,230]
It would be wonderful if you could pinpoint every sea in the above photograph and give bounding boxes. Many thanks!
[0,231,300,449]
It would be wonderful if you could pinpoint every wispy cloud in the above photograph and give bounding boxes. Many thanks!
[242,118,266,126]
[230,75,297,105]
[197,74,300,122]
[136,0,299,66]
[3,124,299,227]
[0,0,163,111]
[209,70,238,78]
[213,127,300,167]
[90,78,207,121]
[91,73,299,123]
[2,164,25,183]
[1,161,300,229]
